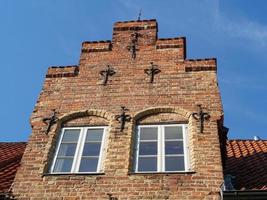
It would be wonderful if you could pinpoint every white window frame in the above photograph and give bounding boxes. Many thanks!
[50,126,108,174]
[134,124,190,173]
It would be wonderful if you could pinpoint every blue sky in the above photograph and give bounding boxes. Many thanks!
[0,0,266,141]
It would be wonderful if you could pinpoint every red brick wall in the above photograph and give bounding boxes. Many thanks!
[12,19,224,200]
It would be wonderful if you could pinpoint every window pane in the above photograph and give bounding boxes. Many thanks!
[165,141,184,154]
[62,129,80,142]
[79,158,99,172]
[86,129,103,142]
[138,157,157,172]
[165,126,183,140]
[140,127,158,140]
[82,143,101,156]
[165,156,185,171]
[53,158,73,172]
[139,142,157,155]
[58,143,77,156]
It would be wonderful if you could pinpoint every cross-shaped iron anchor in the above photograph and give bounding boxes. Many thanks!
[99,65,116,85]
[107,193,118,200]
[115,106,132,132]
[192,105,210,133]
[127,32,139,59]
[144,62,161,83]
[43,109,58,134]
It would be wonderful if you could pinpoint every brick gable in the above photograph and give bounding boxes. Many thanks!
[12,19,224,200]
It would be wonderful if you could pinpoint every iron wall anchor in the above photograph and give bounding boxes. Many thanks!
[127,43,138,59]
[99,65,116,85]
[192,104,210,133]
[115,106,132,132]
[144,62,161,83]
[43,109,58,134]
[107,193,118,200]
[127,31,140,59]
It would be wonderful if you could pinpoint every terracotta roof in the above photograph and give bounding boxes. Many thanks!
[225,140,267,190]
[0,142,26,193]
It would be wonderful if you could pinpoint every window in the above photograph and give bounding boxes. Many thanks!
[134,124,190,172]
[50,126,107,174]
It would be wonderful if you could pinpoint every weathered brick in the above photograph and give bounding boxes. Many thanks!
[12,19,224,200]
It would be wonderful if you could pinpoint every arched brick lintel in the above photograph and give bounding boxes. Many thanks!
[132,106,192,122]
[57,109,115,126]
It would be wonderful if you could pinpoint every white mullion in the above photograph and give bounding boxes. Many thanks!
[184,125,190,171]
[158,125,162,172]
[139,140,158,142]
[161,125,166,172]
[135,126,141,172]
[165,154,184,157]
[138,155,158,158]
[50,128,65,173]
[182,125,187,171]
[71,128,86,173]
[56,156,75,159]
[97,127,106,173]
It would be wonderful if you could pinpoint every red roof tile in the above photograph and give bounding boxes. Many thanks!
[0,142,26,193]
[225,140,267,190]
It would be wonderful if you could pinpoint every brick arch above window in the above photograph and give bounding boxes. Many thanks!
[137,112,188,125]
[57,109,115,127]
[132,107,192,123]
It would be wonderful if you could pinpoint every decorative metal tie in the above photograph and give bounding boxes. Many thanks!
[43,109,58,134]
[144,62,161,83]
[99,65,116,85]
[192,105,210,133]
[127,31,139,59]
[115,106,132,132]
[107,193,118,200]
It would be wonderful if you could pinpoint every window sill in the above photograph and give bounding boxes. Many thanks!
[128,171,196,175]
[43,172,105,177]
